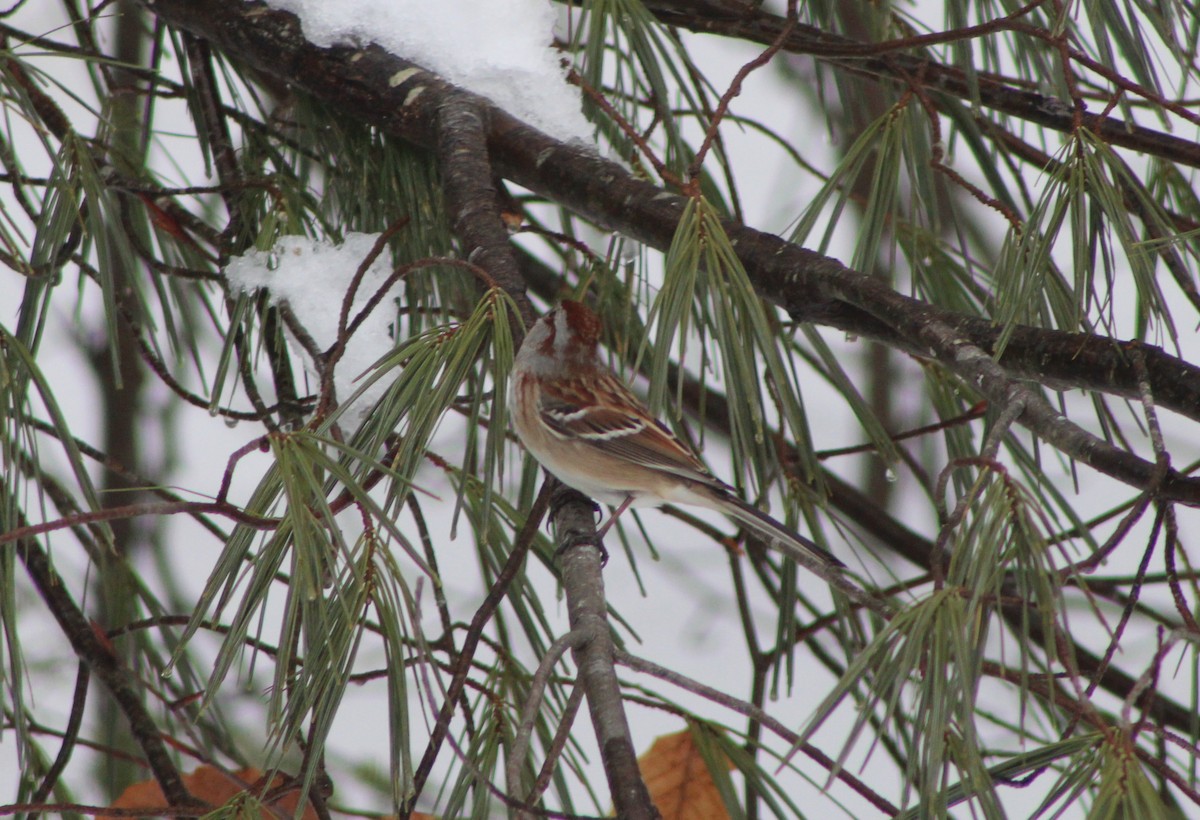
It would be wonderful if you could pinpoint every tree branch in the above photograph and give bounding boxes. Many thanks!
[436,91,538,329]
[549,486,660,820]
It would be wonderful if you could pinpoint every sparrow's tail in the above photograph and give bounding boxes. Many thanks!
[713,490,845,573]
[703,488,893,617]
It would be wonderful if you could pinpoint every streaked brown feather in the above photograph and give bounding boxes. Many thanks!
[536,372,719,486]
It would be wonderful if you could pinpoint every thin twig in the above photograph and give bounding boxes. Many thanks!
[27,662,90,813]
[404,482,551,813]
[526,683,587,808]
[507,626,595,816]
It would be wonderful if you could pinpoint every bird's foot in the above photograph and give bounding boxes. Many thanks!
[554,527,609,566]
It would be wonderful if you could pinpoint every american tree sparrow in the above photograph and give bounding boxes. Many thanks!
[510,300,844,577]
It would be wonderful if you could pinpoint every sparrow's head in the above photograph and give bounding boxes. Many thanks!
[556,300,601,347]
[516,300,602,373]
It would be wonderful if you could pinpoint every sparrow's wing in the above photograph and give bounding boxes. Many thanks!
[537,374,721,487]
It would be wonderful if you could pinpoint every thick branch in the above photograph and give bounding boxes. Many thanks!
[435,92,538,329]
[550,487,659,820]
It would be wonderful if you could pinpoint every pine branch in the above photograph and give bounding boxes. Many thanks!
[642,0,1200,169]
[139,0,1200,508]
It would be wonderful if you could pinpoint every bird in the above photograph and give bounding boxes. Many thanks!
[509,299,845,577]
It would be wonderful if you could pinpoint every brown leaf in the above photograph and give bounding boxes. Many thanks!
[102,765,319,818]
[639,728,733,820]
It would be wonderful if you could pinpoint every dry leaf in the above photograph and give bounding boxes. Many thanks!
[639,728,733,820]
[102,765,318,818]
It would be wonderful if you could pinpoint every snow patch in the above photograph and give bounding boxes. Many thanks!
[226,233,399,429]
[263,0,590,142]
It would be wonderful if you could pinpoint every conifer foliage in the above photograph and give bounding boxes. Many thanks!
[1,1,1199,817]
